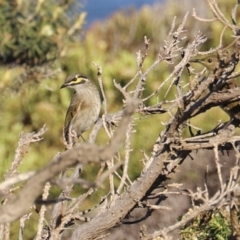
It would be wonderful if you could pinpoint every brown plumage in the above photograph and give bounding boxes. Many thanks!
[60,73,101,144]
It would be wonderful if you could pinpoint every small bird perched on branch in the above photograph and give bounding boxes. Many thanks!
[60,73,101,144]
[190,54,240,122]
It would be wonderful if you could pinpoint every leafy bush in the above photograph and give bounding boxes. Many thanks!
[0,0,85,66]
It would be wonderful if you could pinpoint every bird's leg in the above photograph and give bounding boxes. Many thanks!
[70,130,78,145]
[63,127,78,150]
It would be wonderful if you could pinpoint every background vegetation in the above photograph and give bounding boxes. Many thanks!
[0,0,240,239]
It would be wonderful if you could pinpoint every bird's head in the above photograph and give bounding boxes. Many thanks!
[60,73,92,90]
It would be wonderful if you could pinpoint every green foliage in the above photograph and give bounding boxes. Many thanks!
[0,0,85,66]
[180,210,231,240]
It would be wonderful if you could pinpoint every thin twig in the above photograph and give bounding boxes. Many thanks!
[93,62,108,114]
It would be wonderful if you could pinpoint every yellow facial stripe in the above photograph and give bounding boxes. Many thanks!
[70,75,87,84]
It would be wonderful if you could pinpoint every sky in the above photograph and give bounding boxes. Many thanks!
[82,0,162,26]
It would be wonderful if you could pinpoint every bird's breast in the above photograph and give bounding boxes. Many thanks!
[70,93,101,136]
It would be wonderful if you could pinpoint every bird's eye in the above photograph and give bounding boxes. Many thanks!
[207,59,212,63]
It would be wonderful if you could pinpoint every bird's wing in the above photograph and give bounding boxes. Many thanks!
[64,96,82,143]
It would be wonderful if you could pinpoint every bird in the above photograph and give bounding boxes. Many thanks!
[190,54,240,122]
[60,73,101,144]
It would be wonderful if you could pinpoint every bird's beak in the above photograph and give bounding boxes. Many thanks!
[60,82,69,89]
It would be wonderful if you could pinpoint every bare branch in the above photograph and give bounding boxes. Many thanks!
[0,102,137,224]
